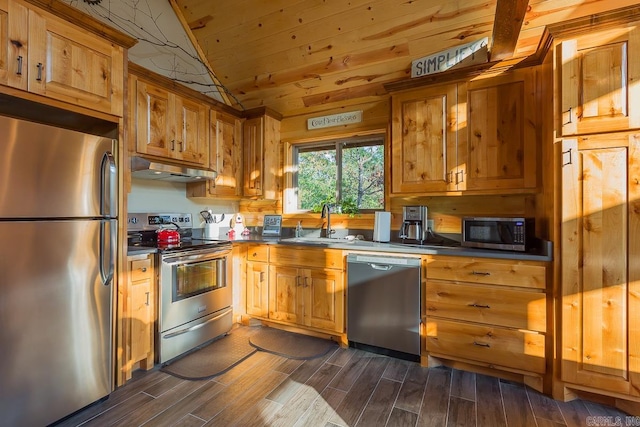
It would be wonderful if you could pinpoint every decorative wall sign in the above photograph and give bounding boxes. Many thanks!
[411,37,489,78]
[307,111,363,130]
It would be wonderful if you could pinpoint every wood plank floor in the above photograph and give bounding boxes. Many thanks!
[53,329,629,427]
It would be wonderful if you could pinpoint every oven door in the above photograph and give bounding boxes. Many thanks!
[159,248,232,334]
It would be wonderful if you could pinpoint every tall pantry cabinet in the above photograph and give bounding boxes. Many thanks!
[552,12,640,410]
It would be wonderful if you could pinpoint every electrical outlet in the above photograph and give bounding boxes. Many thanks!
[427,219,435,230]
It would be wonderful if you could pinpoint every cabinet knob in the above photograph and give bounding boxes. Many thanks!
[141,267,147,272]
[252,252,258,257]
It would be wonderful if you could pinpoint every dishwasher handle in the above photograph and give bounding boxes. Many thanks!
[369,263,393,271]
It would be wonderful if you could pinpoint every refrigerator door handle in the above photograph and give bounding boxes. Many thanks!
[100,149,117,218]
[99,219,116,286]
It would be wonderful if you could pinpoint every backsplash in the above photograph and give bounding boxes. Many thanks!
[128,178,238,227]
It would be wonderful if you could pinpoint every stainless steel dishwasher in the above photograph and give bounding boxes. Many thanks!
[347,253,421,361]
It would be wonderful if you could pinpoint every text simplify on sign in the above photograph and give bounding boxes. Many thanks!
[411,37,488,78]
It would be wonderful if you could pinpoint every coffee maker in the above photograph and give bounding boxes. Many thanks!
[399,206,428,244]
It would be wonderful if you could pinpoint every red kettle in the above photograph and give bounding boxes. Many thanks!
[156,226,181,244]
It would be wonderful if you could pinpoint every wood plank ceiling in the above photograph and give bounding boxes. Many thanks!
[172,0,640,117]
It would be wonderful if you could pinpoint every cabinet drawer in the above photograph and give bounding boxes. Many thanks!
[426,319,546,374]
[270,246,343,269]
[131,258,152,282]
[426,256,546,289]
[426,281,546,332]
[247,245,269,262]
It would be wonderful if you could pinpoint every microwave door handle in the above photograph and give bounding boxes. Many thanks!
[99,219,115,286]
[100,148,117,218]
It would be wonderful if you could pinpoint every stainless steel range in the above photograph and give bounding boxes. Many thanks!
[128,213,233,363]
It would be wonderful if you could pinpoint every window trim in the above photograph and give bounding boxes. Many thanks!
[286,134,385,214]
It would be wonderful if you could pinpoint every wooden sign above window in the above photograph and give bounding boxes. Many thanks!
[307,111,363,130]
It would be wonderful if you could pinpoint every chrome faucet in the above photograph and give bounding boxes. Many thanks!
[321,203,334,238]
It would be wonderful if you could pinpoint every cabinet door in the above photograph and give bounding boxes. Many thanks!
[244,116,264,197]
[136,80,173,159]
[0,0,28,90]
[130,277,152,365]
[464,69,537,191]
[174,95,207,166]
[304,268,344,333]
[391,84,459,193]
[559,26,640,136]
[209,110,243,197]
[561,135,640,395]
[246,261,268,318]
[27,7,124,116]
[268,265,303,324]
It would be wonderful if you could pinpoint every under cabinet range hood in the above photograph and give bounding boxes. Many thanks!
[131,156,217,183]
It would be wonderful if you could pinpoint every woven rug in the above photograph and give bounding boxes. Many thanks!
[249,327,338,360]
[161,331,257,380]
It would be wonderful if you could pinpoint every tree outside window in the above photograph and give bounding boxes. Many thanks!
[293,136,384,213]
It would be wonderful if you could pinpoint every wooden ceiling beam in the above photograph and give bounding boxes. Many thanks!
[490,0,529,61]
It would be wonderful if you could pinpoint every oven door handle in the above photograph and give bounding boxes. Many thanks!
[162,308,233,339]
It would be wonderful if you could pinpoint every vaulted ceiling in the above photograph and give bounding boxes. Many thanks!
[172,0,638,117]
[69,0,640,118]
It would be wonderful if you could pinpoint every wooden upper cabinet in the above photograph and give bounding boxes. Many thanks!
[464,68,538,191]
[135,80,171,158]
[186,108,244,199]
[243,108,282,199]
[558,25,640,136]
[209,109,243,197]
[134,77,208,166]
[391,83,461,193]
[174,95,207,165]
[0,0,127,116]
[0,0,28,91]
[243,116,264,197]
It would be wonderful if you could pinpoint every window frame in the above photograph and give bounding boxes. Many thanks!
[286,134,385,214]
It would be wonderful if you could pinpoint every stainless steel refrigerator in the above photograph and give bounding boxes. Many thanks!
[0,115,117,426]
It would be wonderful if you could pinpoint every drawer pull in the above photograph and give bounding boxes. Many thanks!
[468,303,490,309]
[36,62,43,81]
[252,252,258,257]
[473,341,491,348]
[471,270,491,276]
[141,267,147,272]
[16,55,23,75]
[145,291,150,306]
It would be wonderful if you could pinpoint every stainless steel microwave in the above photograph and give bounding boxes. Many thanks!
[462,217,535,252]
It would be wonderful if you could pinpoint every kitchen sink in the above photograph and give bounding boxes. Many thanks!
[280,237,380,247]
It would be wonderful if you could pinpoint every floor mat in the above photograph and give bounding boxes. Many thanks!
[249,327,339,359]
[160,331,257,380]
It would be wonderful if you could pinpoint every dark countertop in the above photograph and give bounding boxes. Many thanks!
[127,233,552,262]
[215,234,554,262]
[126,246,158,256]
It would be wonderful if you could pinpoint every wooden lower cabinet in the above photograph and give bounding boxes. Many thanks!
[559,133,640,405]
[269,265,343,332]
[246,262,269,317]
[424,255,549,392]
[244,244,345,335]
[118,254,155,385]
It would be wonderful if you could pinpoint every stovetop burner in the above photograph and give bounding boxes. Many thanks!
[127,212,231,253]
[128,230,231,253]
